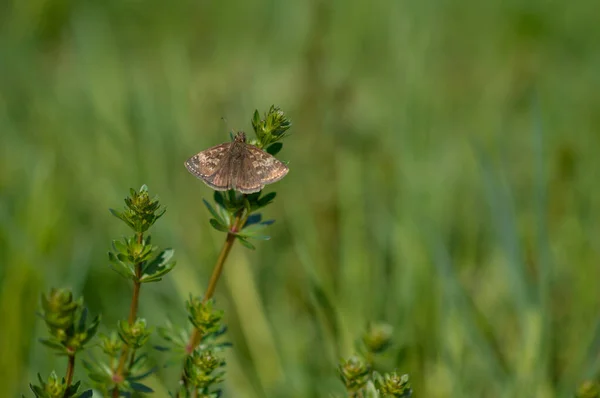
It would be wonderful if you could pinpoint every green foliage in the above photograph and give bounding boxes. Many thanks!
[160,293,230,396]
[339,356,372,394]
[339,324,412,398]
[30,290,97,397]
[118,318,153,349]
[182,348,226,397]
[5,1,600,396]
[373,372,412,398]
[360,322,394,356]
[156,321,190,354]
[29,372,91,398]
[38,289,99,356]
[82,354,156,395]
[205,190,280,248]
[251,105,292,149]
[98,332,123,357]
[81,185,171,395]
[186,297,224,336]
[108,186,176,283]
[109,185,166,234]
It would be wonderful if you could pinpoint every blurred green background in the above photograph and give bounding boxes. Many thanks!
[2,0,600,396]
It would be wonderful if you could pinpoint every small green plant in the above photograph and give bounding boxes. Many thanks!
[167,105,292,396]
[338,323,412,398]
[82,184,175,397]
[29,288,99,398]
[27,106,292,397]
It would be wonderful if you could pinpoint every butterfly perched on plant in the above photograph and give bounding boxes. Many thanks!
[185,132,288,194]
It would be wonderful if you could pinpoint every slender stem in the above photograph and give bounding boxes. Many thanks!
[177,209,246,395]
[112,232,144,398]
[204,232,237,301]
[187,231,237,351]
[63,354,75,397]
[128,279,141,325]
[111,383,120,398]
[187,211,245,353]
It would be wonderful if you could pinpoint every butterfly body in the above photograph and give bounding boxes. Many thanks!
[185,132,288,194]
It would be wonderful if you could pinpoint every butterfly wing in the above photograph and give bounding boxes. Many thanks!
[185,143,232,191]
[233,144,289,194]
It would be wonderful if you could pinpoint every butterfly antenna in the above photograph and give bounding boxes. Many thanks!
[221,116,236,141]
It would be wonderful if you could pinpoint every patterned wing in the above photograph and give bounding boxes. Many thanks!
[233,144,289,194]
[185,143,232,190]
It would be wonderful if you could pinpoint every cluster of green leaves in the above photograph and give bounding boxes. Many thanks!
[109,187,166,233]
[38,289,100,357]
[249,105,292,153]
[109,235,175,283]
[203,191,278,250]
[29,372,91,398]
[338,323,412,398]
[158,296,230,397]
[29,289,98,398]
[83,185,174,395]
[108,186,175,283]
[27,106,292,397]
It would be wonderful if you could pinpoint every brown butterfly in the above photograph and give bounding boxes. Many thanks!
[185,132,289,194]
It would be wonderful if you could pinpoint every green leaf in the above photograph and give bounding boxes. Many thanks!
[39,338,65,351]
[29,384,45,397]
[210,218,230,233]
[142,248,175,275]
[112,240,128,255]
[82,315,101,345]
[109,208,123,221]
[129,367,158,381]
[130,352,149,369]
[266,142,283,156]
[257,192,277,208]
[203,199,226,225]
[108,252,135,279]
[74,390,93,398]
[365,380,380,398]
[227,190,238,204]
[238,220,275,240]
[109,208,134,230]
[244,213,262,227]
[236,236,256,250]
[218,205,232,227]
[140,261,177,283]
[252,109,261,132]
[82,359,113,381]
[77,307,88,333]
[213,191,225,209]
[243,234,271,241]
[66,381,82,397]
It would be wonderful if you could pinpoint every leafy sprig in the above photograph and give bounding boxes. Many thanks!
[338,323,412,398]
[30,288,98,398]
[84,185,174,396]
[38,289,100,356]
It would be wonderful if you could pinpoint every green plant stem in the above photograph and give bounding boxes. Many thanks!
[63,353,75,397]
[187,211,245,353]
[112,232,144,398]
[177,208,247,395]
